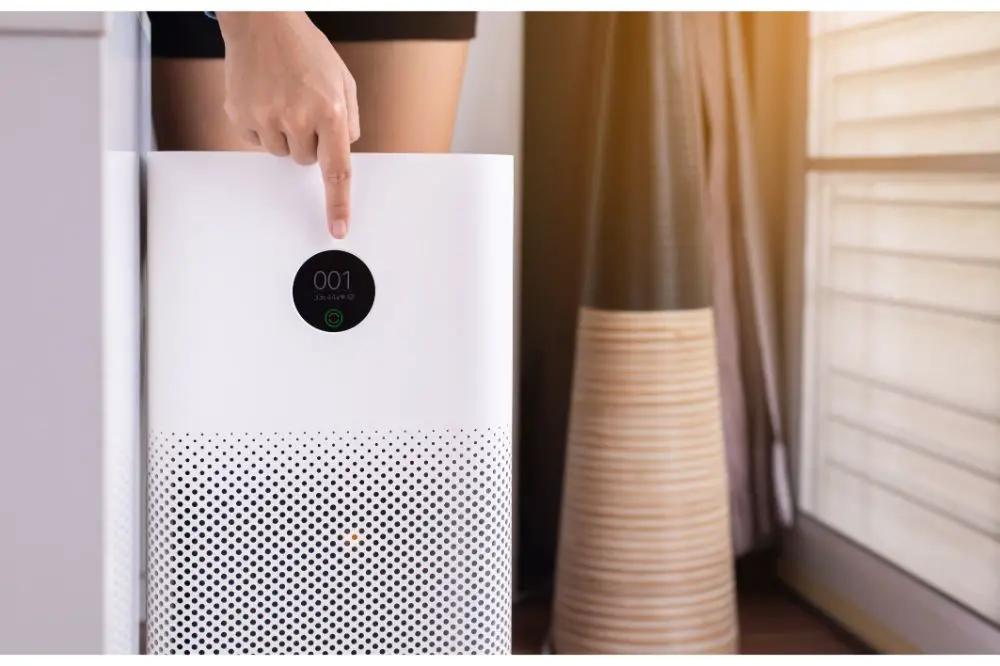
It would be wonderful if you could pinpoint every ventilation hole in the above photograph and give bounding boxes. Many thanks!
[147,427,513,655]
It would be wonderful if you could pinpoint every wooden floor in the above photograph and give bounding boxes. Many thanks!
[514,580,872,654]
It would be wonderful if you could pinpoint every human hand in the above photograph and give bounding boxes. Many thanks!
[216,12,361,239]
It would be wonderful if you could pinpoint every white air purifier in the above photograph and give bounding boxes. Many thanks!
[145,152,515,655]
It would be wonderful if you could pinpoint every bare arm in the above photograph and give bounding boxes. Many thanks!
[215,12,361,238]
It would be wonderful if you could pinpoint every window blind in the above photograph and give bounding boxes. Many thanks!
[798,11,1000,624]
[808,11,1000,157]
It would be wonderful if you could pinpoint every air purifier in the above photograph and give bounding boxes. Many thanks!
[144,152,514,655]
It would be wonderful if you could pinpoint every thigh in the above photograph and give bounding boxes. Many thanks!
[152,58,256,152]
[152,42,470,153]
[333,40,470,153]
[149,11,256,152]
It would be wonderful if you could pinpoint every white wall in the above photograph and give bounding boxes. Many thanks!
[452,11,524,160]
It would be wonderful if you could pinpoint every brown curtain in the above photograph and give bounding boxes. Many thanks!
[685,12,793,555]
[517,11,790,589]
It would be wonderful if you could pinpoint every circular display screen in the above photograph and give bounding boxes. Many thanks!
[292,250,376,332]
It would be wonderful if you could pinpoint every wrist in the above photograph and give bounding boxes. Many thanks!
[216,11,310,44]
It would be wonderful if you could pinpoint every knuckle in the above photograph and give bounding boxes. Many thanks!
[225,104,254,130]
[251,111,274,130]
[240,129,261,147]
[252,102,289,129]
[328,202,350,221]
[323,168,352,185]
[318,100,347,122]
[285,113,312,136]
[264,109,286,128]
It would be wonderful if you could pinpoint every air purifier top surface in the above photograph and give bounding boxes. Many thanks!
[146,152,514,433]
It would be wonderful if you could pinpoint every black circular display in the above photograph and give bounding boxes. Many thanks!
[292,250,376,332]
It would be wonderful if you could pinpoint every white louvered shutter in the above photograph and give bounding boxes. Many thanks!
[798,11,1000,624]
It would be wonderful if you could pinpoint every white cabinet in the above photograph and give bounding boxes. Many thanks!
[0,12,149,654]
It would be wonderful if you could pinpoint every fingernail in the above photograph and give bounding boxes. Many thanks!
[330,219,347,239]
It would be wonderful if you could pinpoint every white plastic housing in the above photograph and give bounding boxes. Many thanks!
[145,152,514,655]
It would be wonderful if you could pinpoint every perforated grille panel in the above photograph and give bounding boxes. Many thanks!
[147,427,513,655]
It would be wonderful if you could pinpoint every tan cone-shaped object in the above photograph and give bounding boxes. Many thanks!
[551,307,738,654]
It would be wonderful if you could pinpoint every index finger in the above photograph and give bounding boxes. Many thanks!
[317,117,353,239]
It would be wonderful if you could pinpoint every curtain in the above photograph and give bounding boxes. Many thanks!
[517,11,790,588]
[685,11,793,554]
